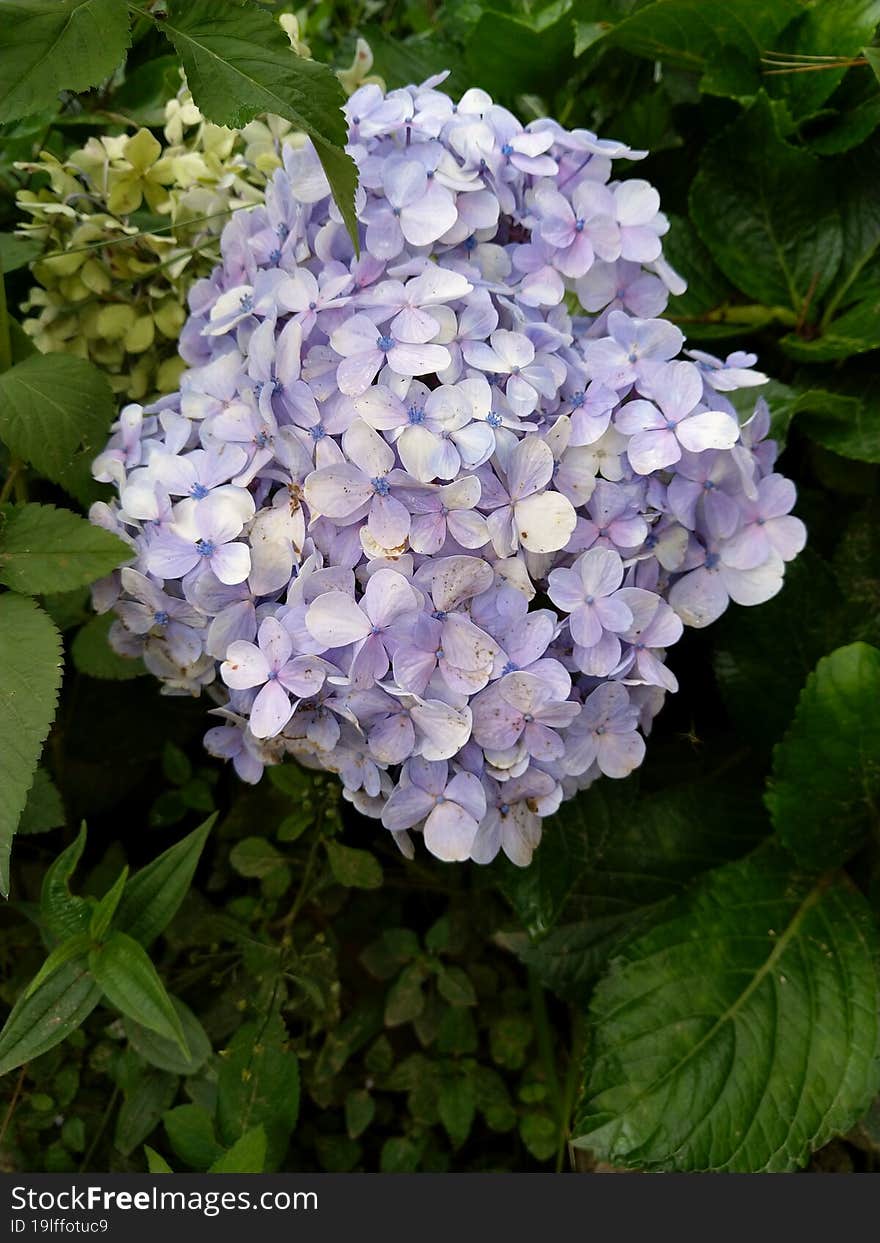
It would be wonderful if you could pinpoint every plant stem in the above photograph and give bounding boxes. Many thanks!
[528,971,563,1126]
[79,1085,119,1172]
[555,1010,585,1173]
[0,1065,27,1150]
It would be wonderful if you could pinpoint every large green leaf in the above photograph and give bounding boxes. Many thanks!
[155,0,357,244]
[604,0,802,99]
[71,613,145,681]
[209,1126,267,1174]
[498,773,766,1001]
[0,0,131,124]
[0,594,62,896]
[572,845,880,1171]
[124,996,212,1076]
[163,1104,223,1172]
[114,1067,178,1158]
[464,4,579,101]
[89,930,188,1053]
[115,814,215,947]
[0,504,129,595]
[216,1014,300,1169]
[767,1,880,118]
[0,353,115,504]
[0,957,102,1075]
[766,643,880,870]
[713,550,851,751]
[690,94,842,314]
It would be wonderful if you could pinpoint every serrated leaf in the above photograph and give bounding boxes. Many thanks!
[71,614,145,681]
[572,845,880,1172]
[216,1015,299,1169]
[124,996,212,1076]
[767,1,880,118]
[0,353,115,504]
[767,643,880,870]
[0,503,129,595]
[89,930,188,1055]
[0,593,63,896]
[498,774,766,1001]
[325,839,383,889]
[163,1104,222,1172]
[0,0,131,125]
[41,825,90,939]
[18,767,64,835]
[115,814,215,947]
[0,957,101,1075]
[690,93,842,314]
[156,0,357,244]
[208,1125,267,1174]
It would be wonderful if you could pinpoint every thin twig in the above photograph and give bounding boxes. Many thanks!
[0,1065,28,1151]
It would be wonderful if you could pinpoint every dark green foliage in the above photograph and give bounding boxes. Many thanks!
[1,0,880,1177]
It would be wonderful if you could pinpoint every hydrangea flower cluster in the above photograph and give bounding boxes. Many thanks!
[91,74,805,867]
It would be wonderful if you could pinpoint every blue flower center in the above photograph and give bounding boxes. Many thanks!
[310,424,326,441]
[501,143,513,156]
[570,391,585,408]
[705,551,720,569]
[502,660,518,675]
[191,482,209,500]
[266,669,278,680]
[195,539,215,558]
[703,480,715,491]
[377,334,394,352]
[239,294,253,312]
[500,803,510,816]
[371,477,390,497]
[574,218,585,232]
[523,712,534,723]
[408,405,425,425]
[255,430,270,448]
[431,609,447,621]
[153,610,169,627]
[464,234,477,251]
[487,411,503,428]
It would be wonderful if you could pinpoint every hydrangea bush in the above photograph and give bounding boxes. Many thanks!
[91,73,805,867]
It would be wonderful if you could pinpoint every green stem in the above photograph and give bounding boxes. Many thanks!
[528,971,563,1127]
[668,302,799,329]
[0,460,23,506]
[555,1010,585,1173]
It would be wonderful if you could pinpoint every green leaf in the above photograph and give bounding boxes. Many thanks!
[498,774,766,1001]
[115,814,215,947]
[229,835,284,879]
[0,593,63,896]
[325,839,383,889]
[144,1146,173,1174]
[519,1110,557,1162]
[0,233,41,274]
[163,1104,222,1172]
[604,0,802,99]
[767,643,880,870]
[114,1067,177,1157]
[124,996,212,1076]
[71,613,145,681]
[866,46,880,83]
[89,865,128,940]
[216,1015,300,1169]
[572,845,880,1171]
[384,961,427,1026]
[660,213,736,335]
[24,931,92,999]
[464,4,579,101]
[438,1074,476,1149]
[344,1088,375,1141]
[690,94,842,314]
[156,0,357,244]
[0,353,115,504]
[208,1125,267,1174]
[0,504,129,595]
[791,386,880,461]
[436,964,477,1007]
[89,930,189,1055]
[0,957,101,1075]
[713,550,851,751]
[768,2,880,118]
[18,767,64,835]
[0,0,131,124]
[41,825,90,939]
[781,291,880,364]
